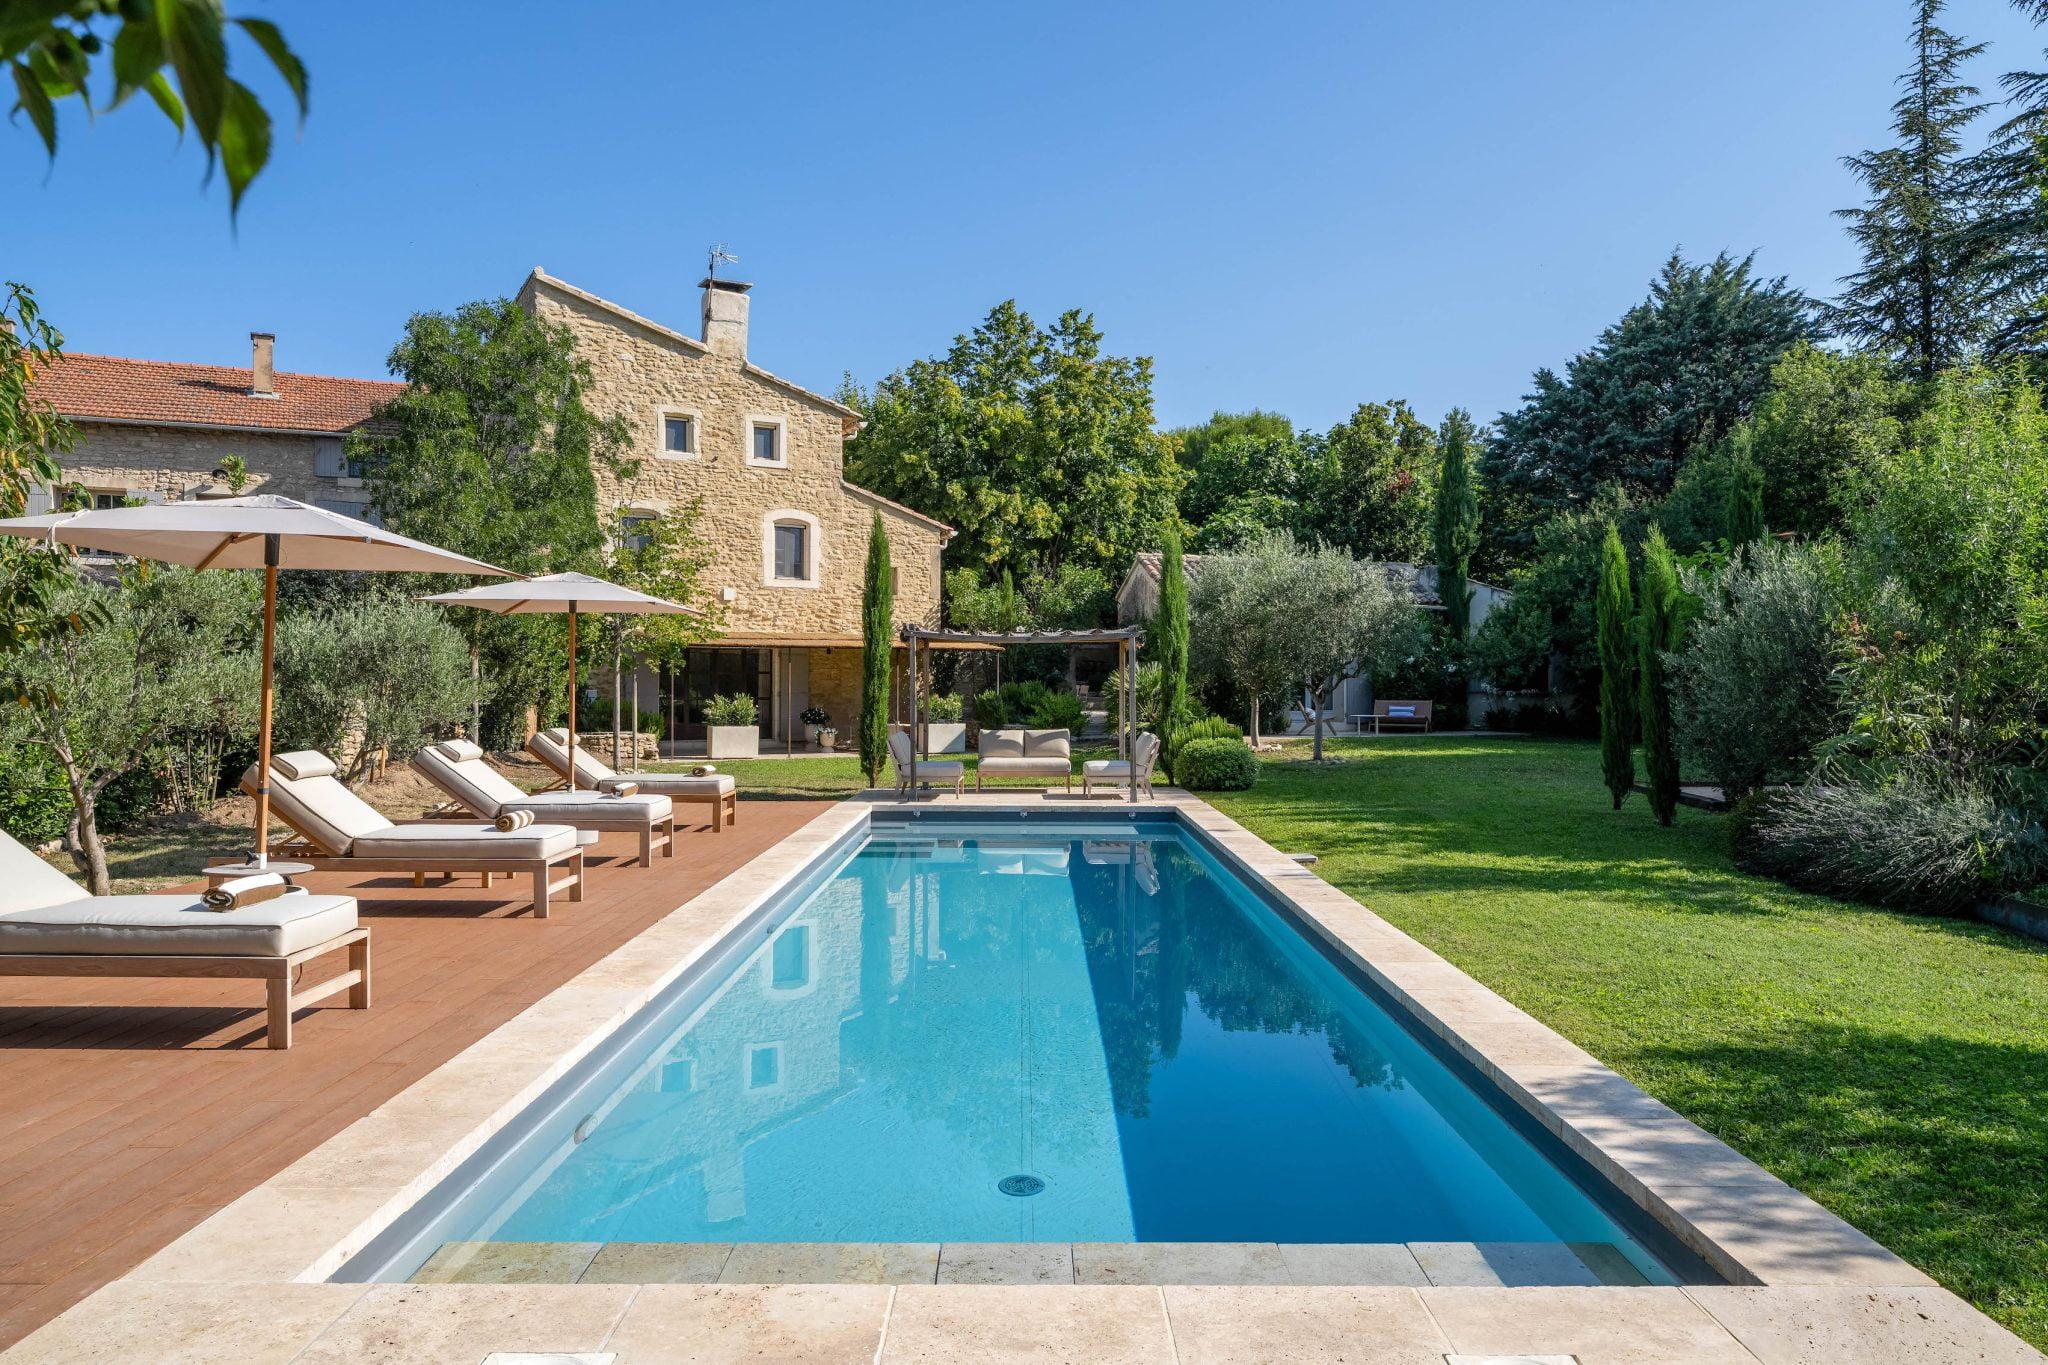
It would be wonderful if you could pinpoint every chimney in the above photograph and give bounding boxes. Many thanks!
[699,277,751,357]
[249,332,277,398]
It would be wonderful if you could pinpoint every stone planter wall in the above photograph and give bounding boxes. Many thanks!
[574,732,661,765]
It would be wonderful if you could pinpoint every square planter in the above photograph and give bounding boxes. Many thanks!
[707,725,760,759]
[925,721,968,754]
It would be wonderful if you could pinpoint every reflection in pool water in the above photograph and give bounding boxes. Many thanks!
[475,825,1666,1278]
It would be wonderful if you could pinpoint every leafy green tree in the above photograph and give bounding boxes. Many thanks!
[858,513,893,787]
[1722,430,1766,546]
[1187,532,1310,745]
[5,1,307,217]
[1153,524,1191,766]
[2,567,257,892]
[0,282,95,674]
[1597,524,1636,809]
[1482,252,1814,572]
[1432,408,1482,636]
[602,503,722,751]
[1637,527,1683,825]
[1831,0,1996,381]
[1742,343,1908,537]
[1171,410,1308,551]
[844,301,1180,584]
[1307,400,1437,562]
[357,297,633,748]
[1962,0,2048,353]
[275,599,472,781]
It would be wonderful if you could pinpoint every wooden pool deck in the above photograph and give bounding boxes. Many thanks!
[0,799,832,1352]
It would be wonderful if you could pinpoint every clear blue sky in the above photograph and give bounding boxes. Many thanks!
[7,0,2042,432]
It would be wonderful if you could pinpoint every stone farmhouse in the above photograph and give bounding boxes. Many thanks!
[29,274,955,747]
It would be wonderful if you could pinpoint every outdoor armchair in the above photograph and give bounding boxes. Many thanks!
[888,729,965,796]
[1083,731,1160,799]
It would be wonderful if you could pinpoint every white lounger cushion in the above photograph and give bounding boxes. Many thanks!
[248,754,391,856]
[0,826,100,916]
[528,728,732,797]
[0,891,358,957]
[500,790,673,827]
[352,822,579,861]
[978,757,1070,775]
[414,744,672,826]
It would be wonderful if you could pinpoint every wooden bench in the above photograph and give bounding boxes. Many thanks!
[1372,700,1434,733]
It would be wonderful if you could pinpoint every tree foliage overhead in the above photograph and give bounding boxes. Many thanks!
[1170,410,1310,553]
[4,0,308,217]
[1481,252,1814,573]
[0,282,95,673]
[1309,399,1438,563]
[1832,0,1998,381]
[844,300,1180,584]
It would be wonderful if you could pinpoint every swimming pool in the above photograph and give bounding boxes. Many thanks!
[342,811,1695,1283]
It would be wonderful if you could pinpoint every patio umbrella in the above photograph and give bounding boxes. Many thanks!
[420,572,700,792]
[0,495,514,865]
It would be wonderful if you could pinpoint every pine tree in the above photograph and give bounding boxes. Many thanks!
[1597,525,1636,810]
[857,513,893,787]
[1723,432,1767,547]
[1154,525,1191,771]
[1965,0,2048,353]
[1832,0,1995,382]
[1432,408,1482,637]
[1637,527,1683,827]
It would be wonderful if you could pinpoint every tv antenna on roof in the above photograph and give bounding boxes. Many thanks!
[707,244,739,283]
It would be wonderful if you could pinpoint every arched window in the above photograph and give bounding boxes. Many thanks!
[762,509,820,587]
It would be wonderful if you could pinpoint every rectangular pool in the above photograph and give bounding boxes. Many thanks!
[341,811,1695,1283]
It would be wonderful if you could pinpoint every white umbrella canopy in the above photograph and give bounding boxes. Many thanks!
[0,495,516,864]
[422,572,700,791]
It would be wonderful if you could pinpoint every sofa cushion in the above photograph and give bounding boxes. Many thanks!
[1023,729,1071,757]
[0,891,357,957]
[977,756,1070,775]
[351,822,579,861]
[979,729,1025,759]
[272,750,336,781]
[0,827,91,917]
[505,791,673,826]
[1083,759,1133,777]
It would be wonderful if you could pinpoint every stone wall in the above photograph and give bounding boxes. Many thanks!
[522,278,946,639]
[49,424,370,511]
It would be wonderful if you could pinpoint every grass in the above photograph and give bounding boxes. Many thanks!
[647,741,1125,799]
[1204,734,2048,1348]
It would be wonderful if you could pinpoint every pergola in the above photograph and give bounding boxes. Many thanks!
[898,622,1148,804]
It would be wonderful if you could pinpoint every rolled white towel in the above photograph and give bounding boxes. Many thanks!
[691,764,717,777]
[202,873,291,910]
[610,780,640,798]
[495,809,535,832]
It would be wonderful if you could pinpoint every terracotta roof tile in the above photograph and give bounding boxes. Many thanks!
[32,353,402,434]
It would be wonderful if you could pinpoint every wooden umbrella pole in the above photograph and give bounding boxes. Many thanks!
[566,605,579,793]
[253,535,281,864]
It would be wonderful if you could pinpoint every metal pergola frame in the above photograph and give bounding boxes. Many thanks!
[898,623,1148,804]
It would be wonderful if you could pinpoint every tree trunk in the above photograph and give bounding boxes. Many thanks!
[58,761,111,896]
[469,642,483,740]
[1250,697,1262,748]
[1309,686,1327,762]
[612,642,624,771]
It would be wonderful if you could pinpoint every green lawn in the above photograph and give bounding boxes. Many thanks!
[647,743,1127,799]
[1202,735,2047,1347]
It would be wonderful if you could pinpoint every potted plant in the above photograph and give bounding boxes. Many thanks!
[703,692,760,759]
[925,692,968,754]
[800,705,831,747]
[816,725,838,751]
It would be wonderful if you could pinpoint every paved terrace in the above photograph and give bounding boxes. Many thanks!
[0,800,831,1353]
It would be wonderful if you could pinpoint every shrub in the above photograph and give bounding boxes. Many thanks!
[1027,690,1086,736]
[927,692,964,722]
[799,705,831,726]
[1175,737,1259,791]
[1105,661,1163,732]
[973,689,1007,729]
[999,679,1053,719]
[704,693,758,727]
[579,697,663,735]
[277,598,472,774]
[1738,771,2048,916]
[1166,715,1242,778]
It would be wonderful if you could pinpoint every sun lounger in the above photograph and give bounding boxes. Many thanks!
[240,750,585,917]
[413,740,675,867]
[889,730,965,796]
[526,727,739,831]
[1083,731,1160,799]
[0,827,368,1049]
[976,728,1072,792]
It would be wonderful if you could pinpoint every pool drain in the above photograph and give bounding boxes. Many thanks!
[998,1174,1045,1197]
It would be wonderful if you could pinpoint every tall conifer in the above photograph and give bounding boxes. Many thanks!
[1723,434,1767,547]
[857,513,893,787]
[1597,525,1637,810]
[1637,527,1683,826]
[1155,525,1191,771]
[1433,409,1482,637]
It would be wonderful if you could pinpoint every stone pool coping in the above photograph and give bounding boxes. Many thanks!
[9,789,2038,1364]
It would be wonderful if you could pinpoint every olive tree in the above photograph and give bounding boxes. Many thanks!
[275,599,472,781]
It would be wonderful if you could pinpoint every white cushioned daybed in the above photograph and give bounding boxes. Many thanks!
[526,728,739,832]
[0,828,368,1049]
[976,728,1073,792]
[414,739,675,867]
[241,750,586,917]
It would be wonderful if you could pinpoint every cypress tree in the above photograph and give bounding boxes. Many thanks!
[1723,433,1766,547]
[857,512,893,787]
[1155,524,1191,770]
[1637,526,1682,826]
[1597,524,1636,810]
[1832,0,1994,382]
[1432,408,1481,637]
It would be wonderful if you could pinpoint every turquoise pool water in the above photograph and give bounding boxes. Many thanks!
[415,816,1673,1280]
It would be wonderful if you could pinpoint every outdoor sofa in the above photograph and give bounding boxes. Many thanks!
[0,826,368,1049]
[976,727,1073,792]
[241,751,586,917]
[526,728,739,832]
[414,739,675,867]
[1371,699,1434,733]
[1083,731,1160,799]
[888,729,965,796]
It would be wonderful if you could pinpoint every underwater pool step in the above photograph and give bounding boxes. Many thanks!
[407,1239,1653,1287]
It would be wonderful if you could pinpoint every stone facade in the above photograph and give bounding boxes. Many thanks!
[39,423,372,516]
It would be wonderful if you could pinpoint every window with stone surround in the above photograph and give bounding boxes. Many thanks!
[657,408,698,458]
[763,510,820,587]
[746,414,787,466]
